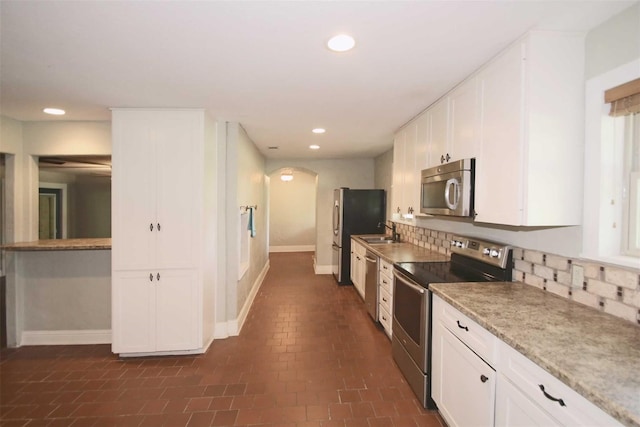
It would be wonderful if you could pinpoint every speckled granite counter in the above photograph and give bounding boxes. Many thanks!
[353,235,449,263]
[431,281,640,427]
[2,238,111,251]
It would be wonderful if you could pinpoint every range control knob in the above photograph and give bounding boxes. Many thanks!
[489,248,500,258]
[456,241,464,248]
[482,248,491,256]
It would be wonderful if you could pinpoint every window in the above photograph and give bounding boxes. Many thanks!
[583,59,640,268]
[622,113,640,256]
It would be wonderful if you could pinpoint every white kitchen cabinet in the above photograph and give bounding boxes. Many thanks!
[496,340,623,427]
[350,239,366,299]
[111,109,216,355]
[112,269,198,353]
[378,258,393,338]
[474,31,584,226]
[449,76,480,163]
[433,295,623,427]
[392,123,419,220]
[496,374,563,427]
[432,296,496,427]
[112,111,198,271]
[427,97,450,167]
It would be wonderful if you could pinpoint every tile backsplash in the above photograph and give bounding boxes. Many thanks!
[394,222,640,325]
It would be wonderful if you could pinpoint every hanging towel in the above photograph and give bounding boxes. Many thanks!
[248,207,256,238]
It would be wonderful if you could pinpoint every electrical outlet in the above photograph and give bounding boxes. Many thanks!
[571,264,584,288]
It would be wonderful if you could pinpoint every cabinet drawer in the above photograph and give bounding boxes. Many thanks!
[379,285,392,314]
[379,270,392,294]
[433,295,497,366]
[498,341,622,427]
[379,258,393,277]
[379,305,392,337]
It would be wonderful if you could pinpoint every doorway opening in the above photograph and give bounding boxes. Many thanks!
[268,167,317,253]
[38,188,63,239]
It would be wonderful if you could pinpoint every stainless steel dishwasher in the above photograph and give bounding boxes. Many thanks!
[364,250,378,321]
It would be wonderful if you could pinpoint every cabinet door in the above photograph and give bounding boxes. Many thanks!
[391,130,406,218]
[155,269,199,351]
[433,323,496,427]
[154,113,200,269]
[112,112,157,270]
[475,42,525,225]
[449,77,479,161]
[112,270,157,353]
[403,122,418,216]
[415,112,430,173]
[496,374,562,427]
[428,97,450,167]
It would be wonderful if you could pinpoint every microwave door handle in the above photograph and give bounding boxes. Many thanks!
[444,178,460,210]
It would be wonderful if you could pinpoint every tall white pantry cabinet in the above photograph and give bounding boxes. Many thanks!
[111,109,217,356]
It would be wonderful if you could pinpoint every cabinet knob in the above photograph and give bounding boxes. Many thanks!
[440,154,446,164]
[150,223,154,232]
[446,153,451,162]
[149,273,153,281]
[480,375,489,383]
[157,223,161,231]
[157,273,160,281]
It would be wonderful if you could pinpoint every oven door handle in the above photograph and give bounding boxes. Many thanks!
[393,270,426,294]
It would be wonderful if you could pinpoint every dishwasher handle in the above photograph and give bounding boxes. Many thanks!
[364,255,377,263]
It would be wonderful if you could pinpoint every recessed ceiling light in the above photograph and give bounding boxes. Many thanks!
[327,34,355,52]
[43,108,65,115]
[309,145,320,150]
[312,128,326,134]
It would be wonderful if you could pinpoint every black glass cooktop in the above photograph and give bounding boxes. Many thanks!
[394,253,511,289]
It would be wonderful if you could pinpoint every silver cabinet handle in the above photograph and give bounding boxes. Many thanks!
[149,273,153,281]
[157,273,160,281]
[150,223,153,232]
[157,223,161,231]
[365,256,377,263]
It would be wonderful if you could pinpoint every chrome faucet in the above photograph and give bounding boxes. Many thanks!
[378,222,400,242]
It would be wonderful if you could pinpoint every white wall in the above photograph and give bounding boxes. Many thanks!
[269,168,316,250]
[585,2,640,80]
[266,158,376,270]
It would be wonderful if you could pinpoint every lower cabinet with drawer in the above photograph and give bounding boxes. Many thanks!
[378,259,394,338]
[432,295,497,427]
[432,294,623,427]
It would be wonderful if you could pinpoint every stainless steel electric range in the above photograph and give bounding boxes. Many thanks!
[391,235,513,409]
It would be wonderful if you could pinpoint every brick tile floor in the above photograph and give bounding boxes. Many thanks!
[0,252,445,427]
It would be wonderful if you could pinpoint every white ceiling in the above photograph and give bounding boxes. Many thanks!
[0,1,635,159]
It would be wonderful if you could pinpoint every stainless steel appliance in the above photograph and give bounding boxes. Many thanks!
[392,235,512,409]
[332,188,385,285]
[420,158,475,217]
[364,250,378,320]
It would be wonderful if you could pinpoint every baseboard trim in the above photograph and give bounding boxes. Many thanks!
[214,259,270,339]
[269,245,314,253]
[314,263,333,275]
[21,329,111,346]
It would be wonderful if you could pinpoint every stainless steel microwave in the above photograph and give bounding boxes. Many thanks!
[420,158,475,217]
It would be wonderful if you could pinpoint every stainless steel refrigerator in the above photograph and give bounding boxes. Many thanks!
[332,188,386,285]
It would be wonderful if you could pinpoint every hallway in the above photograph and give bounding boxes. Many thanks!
[0,252,444,427]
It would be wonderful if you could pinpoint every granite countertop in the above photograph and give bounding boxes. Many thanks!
[1,238,111,251]
[430,281,640,427]
[353,235,449,264]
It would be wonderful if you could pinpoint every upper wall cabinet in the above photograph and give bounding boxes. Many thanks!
[474,32,585,226]
[392,123,418,219]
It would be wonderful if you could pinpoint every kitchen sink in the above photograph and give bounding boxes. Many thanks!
[361,236,396,244]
